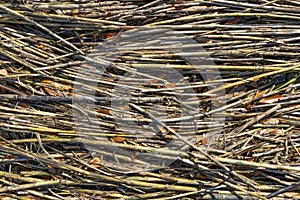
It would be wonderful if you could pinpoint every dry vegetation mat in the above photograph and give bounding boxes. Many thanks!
[0,0,300,199]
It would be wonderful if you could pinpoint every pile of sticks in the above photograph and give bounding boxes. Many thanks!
[0,0,299,199]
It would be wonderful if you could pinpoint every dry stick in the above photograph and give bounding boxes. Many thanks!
[0,179,73,193]
[241,0,279,13]
[72,189,124,198]
[124,180,197,192]
[142,172,200,185]
[213,178,267,200]
[158,191,203,200]
[0,48,37,71]
[0,178,60,200]
[212,157,300,172]
[25,11,126,26]
[231,104,281,135]
[289,134,300,157]
[123,191,174,200]
[129,63,300,72]
[0,83,26,95]
[129,103,259,191]
[26,190,60,200]
[34,132,54,160]
[212,0,300,13]
[28,1,116,10]
[0,4,84,55]
[205,63,300,94]
[256,170,291,187]
[266,180,300,199]
[0,94,163,104]
[0,170,44,183]
[34,60,83,71]
[149,12,300,26]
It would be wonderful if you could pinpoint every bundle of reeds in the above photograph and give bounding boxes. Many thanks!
[0,0,299,199]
